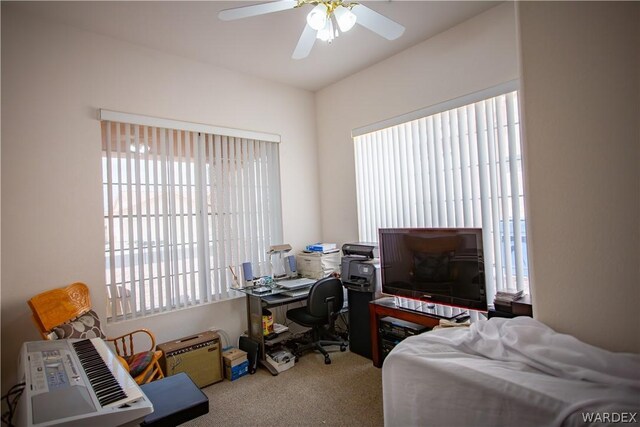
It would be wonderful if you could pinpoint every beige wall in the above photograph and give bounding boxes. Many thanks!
[1,6,320,390]
[317,0,640,353]
[517,1,640,352]
[316,3,519,245]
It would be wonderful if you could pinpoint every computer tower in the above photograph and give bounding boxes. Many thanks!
[158,331,223,388]
[347,289,375,359]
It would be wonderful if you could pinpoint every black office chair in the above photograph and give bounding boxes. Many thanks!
[286,277,348,364]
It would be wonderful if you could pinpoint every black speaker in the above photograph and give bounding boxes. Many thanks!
[239,336,259,374]
[347,289,375,359]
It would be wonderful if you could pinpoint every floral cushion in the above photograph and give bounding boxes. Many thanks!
[127,351,154,377]
[53,309,106,340]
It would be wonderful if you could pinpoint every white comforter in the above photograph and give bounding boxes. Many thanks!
[382,317,640,427]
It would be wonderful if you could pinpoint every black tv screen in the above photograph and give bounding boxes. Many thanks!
[379,228,487,311]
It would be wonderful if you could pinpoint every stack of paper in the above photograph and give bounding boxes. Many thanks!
[493,290,524,312]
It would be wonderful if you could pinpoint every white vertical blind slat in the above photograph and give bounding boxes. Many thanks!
[210,135,222,298]
[474,101,497,299]
[433,114,446,227]
[373,133,383,238]
[450,110,463,227]
[124,124,137,319]
[426,117,439,226]
[382,130,395,229]
[236,139,247,280]
[496,96,514,290]
[240,139,251,271]
[354,139,366,240]
[458,107,472,225]
[143,126,155,314]
[104,122,117,319]
[258,140,271,280]
[466,105,481,227]
[194,133,207,303]
[366,134,377,241]
[168,130,181,309]
[220,136,230,292]
[134,125,146,315]
[117,122,129,317]
[484,100,504,293]
[442,111,455,226]
[227,138,239,295]
[411,121,425,227]
[418,119,432,226]
[246,139,258,276]
[404,123,417,226]
[161,129,173,312]
[177,131,188,308]
[185,132,197,305]
[507,92,525,291]
[152,128,164,310]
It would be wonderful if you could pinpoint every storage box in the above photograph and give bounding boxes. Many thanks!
[222,348,248,368]
[296,251,340,279]
[265,354,294,373]
[224,359,249,381]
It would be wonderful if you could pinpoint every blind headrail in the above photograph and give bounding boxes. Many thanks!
[352,80,519,138]
[98,109,281,143]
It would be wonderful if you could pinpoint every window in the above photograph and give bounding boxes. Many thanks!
[101,118,282,321]
[353,87,529,301]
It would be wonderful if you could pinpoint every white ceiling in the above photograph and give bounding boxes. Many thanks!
[10,1,499,92]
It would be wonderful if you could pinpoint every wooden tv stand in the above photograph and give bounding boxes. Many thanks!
[369,297,482,368]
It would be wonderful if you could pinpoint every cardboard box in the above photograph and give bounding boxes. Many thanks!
[223,348,247,368]
[265,354,294,373]
[225,359,249,381]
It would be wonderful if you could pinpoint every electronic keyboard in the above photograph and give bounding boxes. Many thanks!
[17,338,153,426]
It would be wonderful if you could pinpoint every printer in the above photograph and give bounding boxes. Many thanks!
[341,242,379,359]
[340,242,379,293]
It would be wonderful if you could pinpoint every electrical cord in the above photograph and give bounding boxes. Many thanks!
[1,382,26,427]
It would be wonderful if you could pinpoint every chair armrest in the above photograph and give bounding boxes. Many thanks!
[107,328,157,358]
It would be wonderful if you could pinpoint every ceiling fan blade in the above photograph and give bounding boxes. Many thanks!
[292,24,317,60]
[351,4,405,40]
[219,0,297,21]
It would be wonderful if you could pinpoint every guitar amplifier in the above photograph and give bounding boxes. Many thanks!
[158,331,223,388]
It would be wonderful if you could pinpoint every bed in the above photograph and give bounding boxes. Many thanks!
[382,316,640,426]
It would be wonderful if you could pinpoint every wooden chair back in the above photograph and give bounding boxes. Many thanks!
[28,282,92,339]
[27,282,165,384]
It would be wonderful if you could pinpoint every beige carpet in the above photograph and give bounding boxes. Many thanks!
[185,350,383,426]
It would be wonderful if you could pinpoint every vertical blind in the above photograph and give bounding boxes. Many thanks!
[101,120,282,321]
[353,91,529,302]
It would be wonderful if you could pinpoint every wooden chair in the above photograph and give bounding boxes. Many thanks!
[28,282,164,385]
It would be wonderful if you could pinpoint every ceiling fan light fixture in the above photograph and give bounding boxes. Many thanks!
[306,3,328,31]
[334,5,357,32]
[316,17,335,43]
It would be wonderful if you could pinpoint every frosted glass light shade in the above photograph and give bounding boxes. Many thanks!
[306,4,328,30]
[316,18,334,42]
[334,5,357,32]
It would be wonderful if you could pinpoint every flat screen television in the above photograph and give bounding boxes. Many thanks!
[379,228,487,311]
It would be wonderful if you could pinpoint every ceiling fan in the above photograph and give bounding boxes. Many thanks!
[219,0,405,59]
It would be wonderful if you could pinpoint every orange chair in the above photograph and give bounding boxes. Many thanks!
[28,282,164,385]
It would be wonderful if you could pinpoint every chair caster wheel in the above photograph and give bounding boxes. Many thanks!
[340,345,347,352]
[324,356,331,365]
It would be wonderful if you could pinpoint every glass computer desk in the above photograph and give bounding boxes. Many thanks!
[235,279,314,375]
